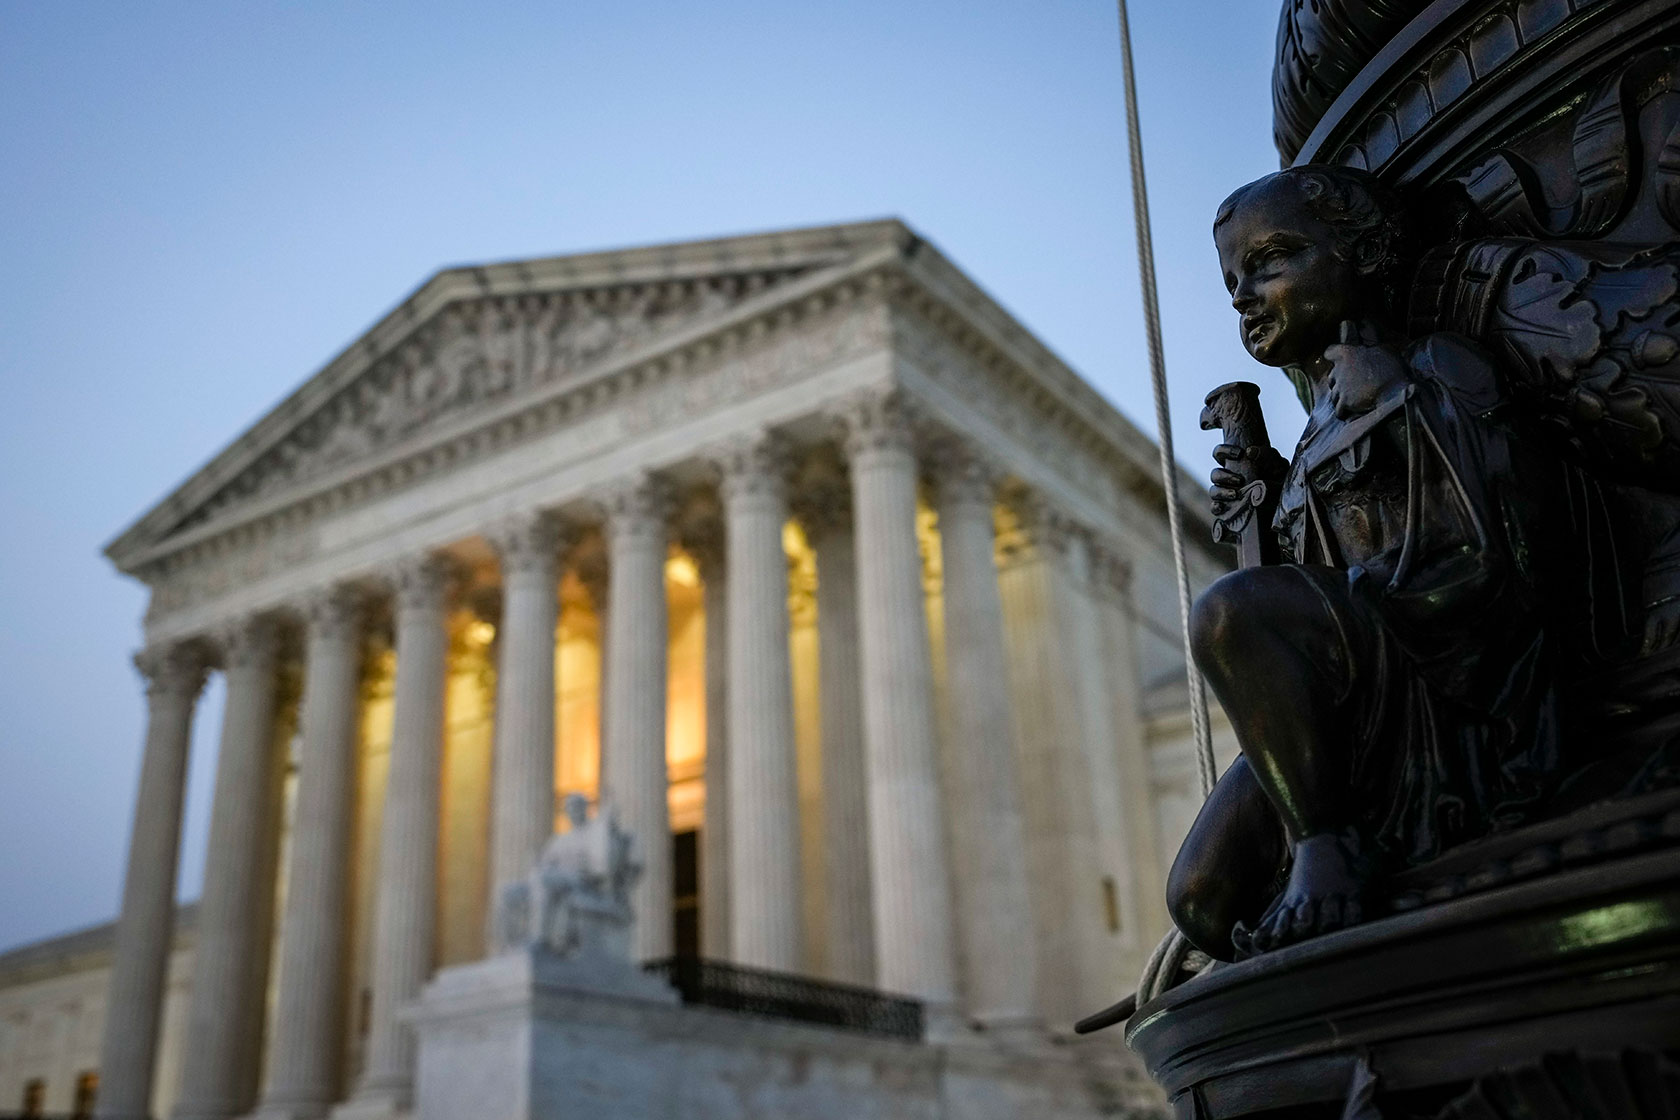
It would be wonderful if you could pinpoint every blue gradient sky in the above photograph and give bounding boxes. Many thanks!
[0,2,1282,950]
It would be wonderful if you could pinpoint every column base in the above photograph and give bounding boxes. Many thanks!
[240,1100,333,1120]
[328,1088,410,1120]
[174,1105,259,1120]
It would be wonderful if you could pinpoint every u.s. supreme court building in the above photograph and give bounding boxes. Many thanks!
[0,220,1231,1119]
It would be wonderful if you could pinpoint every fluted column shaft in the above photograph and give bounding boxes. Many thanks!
[935,452,1039,1027]
[603,478,672,961]
[96,644,206,1120]
[350,557,455,1112]
[842,393,957,1002]
[1089,544,1166,959]
[695,544,731,959]
[572,551,612,780]
[810,516,875,986]
[255,589,364,1120]
[173,619,281,1120]
[488,514,560,899]
[1055,529,1129,1000]
[1058,532,1148,993]
[719,437,802,972]
[998,502,1107,1028]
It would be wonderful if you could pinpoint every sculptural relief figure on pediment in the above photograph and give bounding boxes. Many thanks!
[180,270,806,531]
[1169,49,1680,960]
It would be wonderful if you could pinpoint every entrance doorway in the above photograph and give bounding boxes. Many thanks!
[673,829,699,958]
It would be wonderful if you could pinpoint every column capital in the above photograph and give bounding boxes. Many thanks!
[489,511,564,578]
[573,548,610,610]
[602,473,673,546]
[301,585,366,642]
[385,552,465,613]
[790,449,852,544]
[465,584,503,626]
[686,535,725,583]
[1086,537,1133,600]
[212,614,280,671]
[928,438,1000,509]
[833,387,922,461]
[133,642,208,701]
[713,431,792,507]
[676,497,726,582]
[1011,493,1086,564]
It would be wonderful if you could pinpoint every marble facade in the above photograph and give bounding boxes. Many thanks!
[1,220,1230,1119]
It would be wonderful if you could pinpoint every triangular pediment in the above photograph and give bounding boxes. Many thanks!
[107,219,912,567]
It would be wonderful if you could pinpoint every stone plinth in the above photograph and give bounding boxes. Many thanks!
[408,949,1164,1120]
[407,947,678,1120]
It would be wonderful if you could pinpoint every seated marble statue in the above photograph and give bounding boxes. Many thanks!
[1167,165,1609,959]
[495,793,640,957]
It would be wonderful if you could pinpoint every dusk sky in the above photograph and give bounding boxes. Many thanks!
[0,2,1282,951]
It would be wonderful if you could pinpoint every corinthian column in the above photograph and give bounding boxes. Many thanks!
[340,556,457,1118]
[173,618,281,1120]
[602,476,673,961]
[717,435,802,972]
[252,588,364,1120]
[996,498,1108,1028]
[798,465,875,986]
[95,642,207,1120]
[838,390,957,1003]
[488,513,561,901]
[932,445,1039,1030]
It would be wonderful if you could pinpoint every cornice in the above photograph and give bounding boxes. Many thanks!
[0,904,199,989]
[892,241,1163,490]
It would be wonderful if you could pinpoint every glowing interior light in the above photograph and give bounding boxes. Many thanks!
[666,554,700,588]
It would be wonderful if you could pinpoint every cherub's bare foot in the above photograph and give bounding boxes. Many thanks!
[1231,830,1373,957]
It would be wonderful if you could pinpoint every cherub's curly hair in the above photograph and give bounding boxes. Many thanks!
[1214,164,1409,319]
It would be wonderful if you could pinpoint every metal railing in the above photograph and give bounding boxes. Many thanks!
[643,956,923,1041]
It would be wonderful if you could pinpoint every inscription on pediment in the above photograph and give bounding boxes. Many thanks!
[177,270,807,534]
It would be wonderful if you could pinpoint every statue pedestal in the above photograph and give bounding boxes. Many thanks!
[1126,791,1680,1118]
[405,945,679,1120]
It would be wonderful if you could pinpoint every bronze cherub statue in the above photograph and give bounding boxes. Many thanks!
[1120,24,1680,1118]
[1165,165,1655,960]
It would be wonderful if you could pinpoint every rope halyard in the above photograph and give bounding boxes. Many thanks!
[1115,0,1216,799]
[1115,0,1218,1013]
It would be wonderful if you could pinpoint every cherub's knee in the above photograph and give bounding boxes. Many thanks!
[1190,569,1264,680]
